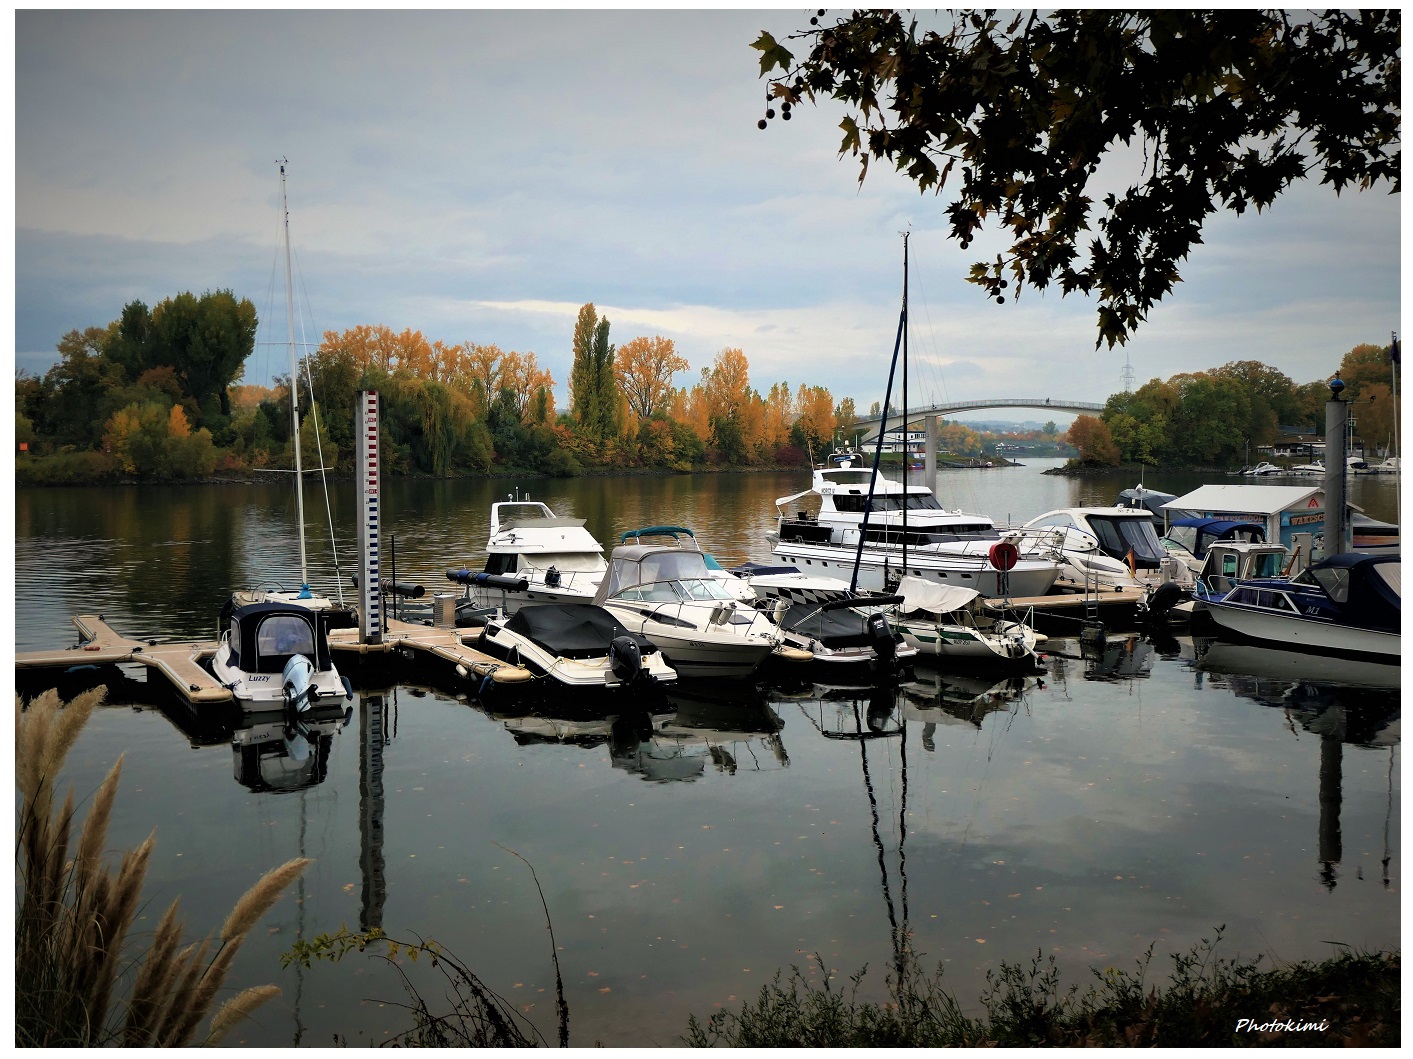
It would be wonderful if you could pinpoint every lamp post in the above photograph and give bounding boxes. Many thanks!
[1323,374,1349,558]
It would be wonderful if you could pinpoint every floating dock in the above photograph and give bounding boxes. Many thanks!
[327,617,532,685]
[16,615,233,703]
[17,613,532,708]
[983,587,1146,631]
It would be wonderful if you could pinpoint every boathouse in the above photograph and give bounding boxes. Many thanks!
[1163,484,1333,555]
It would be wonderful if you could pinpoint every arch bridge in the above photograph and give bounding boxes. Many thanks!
[855,398,1105,435]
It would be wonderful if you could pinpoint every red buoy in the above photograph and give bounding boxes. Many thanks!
[988,541,1019,572]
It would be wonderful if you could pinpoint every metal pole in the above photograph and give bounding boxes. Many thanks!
[1323,375,1349,558]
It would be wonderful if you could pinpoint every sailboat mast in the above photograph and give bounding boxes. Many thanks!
[901,232,909,580]
[280,160,311,591]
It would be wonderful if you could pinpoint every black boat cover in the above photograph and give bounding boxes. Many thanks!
[504,604,656,659]
[780,601,895,648]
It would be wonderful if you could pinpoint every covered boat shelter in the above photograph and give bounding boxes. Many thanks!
[1163,484,1331,556]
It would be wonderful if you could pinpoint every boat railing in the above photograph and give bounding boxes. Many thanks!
[616,582,781,643]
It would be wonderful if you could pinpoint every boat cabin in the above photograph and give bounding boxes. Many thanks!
[1193,542,1289,600]
[220,601,335,676]
[1024,507,1168,569]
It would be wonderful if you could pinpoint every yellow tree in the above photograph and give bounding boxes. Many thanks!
[762,382,794,450]
[500,350,556,421]
[700,347,754,462]
[794,384,837,451]
[615,336,690,419]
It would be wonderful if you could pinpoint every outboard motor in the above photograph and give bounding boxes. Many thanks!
[1145,580,1187,621]
[866,612,896,663]
[545,565,561,588]
[282,654,320,714]
[609,636,644,684]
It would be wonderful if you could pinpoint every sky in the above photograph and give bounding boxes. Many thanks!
[13,9,1403,424]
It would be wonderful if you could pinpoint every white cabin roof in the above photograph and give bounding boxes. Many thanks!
[1164,484,1323,515]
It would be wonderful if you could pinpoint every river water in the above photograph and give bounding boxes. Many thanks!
[13,461,1400,1046]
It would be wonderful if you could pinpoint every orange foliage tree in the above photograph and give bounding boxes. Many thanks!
[1066,415,1121,465]
[616,336,689,419]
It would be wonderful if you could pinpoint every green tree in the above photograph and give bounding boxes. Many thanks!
[753,10,1399,347]
[147,290,257,420]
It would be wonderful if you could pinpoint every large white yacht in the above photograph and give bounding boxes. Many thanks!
[449,498,608,614]
[769,458,1063,597]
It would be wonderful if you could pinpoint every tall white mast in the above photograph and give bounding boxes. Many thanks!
[280,159,311,593]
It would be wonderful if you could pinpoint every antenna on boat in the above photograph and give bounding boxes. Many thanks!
[279,158,311,596]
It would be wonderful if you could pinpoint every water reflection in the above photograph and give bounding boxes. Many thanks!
[1190,637,1399,893]
[1042,631,1156,686]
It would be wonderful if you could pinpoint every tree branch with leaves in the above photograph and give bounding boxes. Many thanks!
[753,9,1400,348]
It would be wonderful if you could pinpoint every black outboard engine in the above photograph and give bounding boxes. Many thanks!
[1145,581,1186,621]
[545,565,561,588]
[866,612,896,662]
[609,636,644,683]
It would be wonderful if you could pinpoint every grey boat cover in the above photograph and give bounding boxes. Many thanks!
[504,604,655,659]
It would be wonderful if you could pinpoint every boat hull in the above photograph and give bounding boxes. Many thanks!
[770,541,1058,597]
[1204,600,1399,662]
[601,605,776,679]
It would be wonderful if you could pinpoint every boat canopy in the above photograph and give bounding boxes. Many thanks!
[1164,517,1266,559]
[223,601,333,674]
[1293,554,1400,631]
[895,575,980,615]
[594,547,720,602]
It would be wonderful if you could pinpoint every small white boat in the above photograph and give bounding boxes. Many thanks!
[593,533,810,679]
[892,576,1043,668]
[476,603,676,690]
[210,600,351,712]
[1242,461,1283,476]
[1022,506,1184,592]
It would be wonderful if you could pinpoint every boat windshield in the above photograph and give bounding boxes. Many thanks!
[1087,516,1167,562]
[604,549,725,597]
[615,577,735,603]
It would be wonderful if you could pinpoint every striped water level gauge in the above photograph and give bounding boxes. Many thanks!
[356,390,382,643]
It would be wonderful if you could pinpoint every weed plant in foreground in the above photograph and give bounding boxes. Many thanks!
[684,934,1399,1048]
[15,686,310,1046]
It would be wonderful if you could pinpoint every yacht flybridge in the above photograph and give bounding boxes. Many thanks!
[770,457,1063,597]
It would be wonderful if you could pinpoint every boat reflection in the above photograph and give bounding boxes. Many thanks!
[1193,637,1401,695]
[231,709,351,793]
[899,666,1040,730]
[642,684,790,778]
[764,681,902,740]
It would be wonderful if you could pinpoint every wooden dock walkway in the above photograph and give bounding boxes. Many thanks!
[17,614,532,708]
[982,587,1146,629]
[328,618,532,685]
[16,615,233,703]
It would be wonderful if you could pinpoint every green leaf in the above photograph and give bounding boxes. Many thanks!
[750,31,794,76]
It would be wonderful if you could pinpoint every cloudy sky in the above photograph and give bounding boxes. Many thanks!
[14,9,1402,422]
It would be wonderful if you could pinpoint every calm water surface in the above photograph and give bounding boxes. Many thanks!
[13,462,1400,1046]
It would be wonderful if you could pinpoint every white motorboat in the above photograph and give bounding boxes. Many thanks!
[1242,461,1283,476]
[476,602,676,690]
[1022,506,1188,592]
[210,600,351,713]
[448,497,608,617]
[891,576,1044,669]
[770,457,1062,597]
[736,565,917,679]
[592,533,811,679]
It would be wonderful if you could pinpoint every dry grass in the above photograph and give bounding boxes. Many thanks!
[16,686,311,1046]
